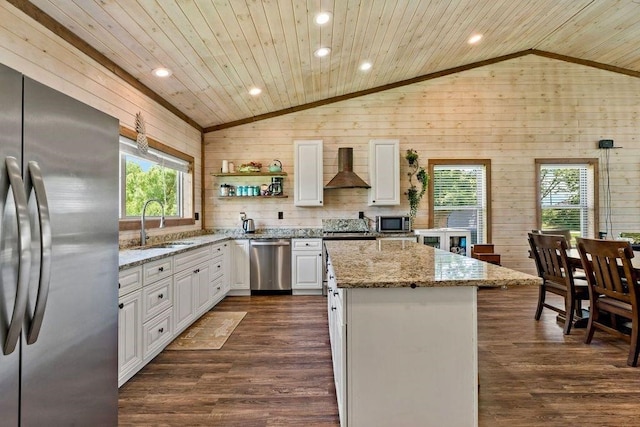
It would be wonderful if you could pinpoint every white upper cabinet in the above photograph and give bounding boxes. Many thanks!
[368,139,400,206]
[294,140,324,206]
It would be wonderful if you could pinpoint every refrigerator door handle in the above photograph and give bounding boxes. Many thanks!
[24,161,52,345]
[3,156,31,355]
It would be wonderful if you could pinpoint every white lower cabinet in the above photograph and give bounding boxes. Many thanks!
[118,284,143,387]
[327,260,346,426]
[118,239,230,387]
[291,238,323,294]
[229,239,250,295]
[173,267,196,334]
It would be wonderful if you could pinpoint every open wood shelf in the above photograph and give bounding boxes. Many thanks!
[217,195,288,199]
[211,171,288,177]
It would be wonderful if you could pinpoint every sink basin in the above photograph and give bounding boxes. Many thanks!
[132,241,196,250]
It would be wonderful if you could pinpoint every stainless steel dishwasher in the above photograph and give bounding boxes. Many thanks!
[249,239,292,294]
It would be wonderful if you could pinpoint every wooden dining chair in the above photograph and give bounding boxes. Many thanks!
[528,232,590,334]
[576,237,640,367]
[532,229,574,248]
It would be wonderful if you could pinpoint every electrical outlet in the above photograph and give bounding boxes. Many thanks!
[359,211,364,219]
[194,212,199,220]
[239,212,246,221]
[278,211,284,219]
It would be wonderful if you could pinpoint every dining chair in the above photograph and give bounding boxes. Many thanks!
[576,237,640,366]
[528,232,590,334]
[532,229,573,248]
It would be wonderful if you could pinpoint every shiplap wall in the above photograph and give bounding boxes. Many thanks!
[0,3,202,244]
[204,55,640,274]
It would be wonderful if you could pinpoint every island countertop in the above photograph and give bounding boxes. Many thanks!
[324,240,541,288]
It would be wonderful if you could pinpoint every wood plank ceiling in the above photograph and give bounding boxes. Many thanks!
[15,0,640,131]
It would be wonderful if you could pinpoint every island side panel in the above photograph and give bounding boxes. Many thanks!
[346,286,478,427]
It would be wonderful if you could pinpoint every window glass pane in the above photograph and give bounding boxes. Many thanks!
[433,165,487,244]
[118,135,190,219]
[123,154,180,217]
[539,164,593,241]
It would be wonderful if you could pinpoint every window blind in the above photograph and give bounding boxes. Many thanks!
[119,136,189,173]
[433,165,487,244]
[539,164,591,236]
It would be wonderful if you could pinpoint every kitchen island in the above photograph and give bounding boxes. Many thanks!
[324,240,541,427]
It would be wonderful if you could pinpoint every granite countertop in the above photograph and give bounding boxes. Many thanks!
[324,240,541,289]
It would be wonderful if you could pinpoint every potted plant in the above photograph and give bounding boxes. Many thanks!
[405,149,428,223]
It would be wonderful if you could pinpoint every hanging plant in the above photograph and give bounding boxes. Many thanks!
[405,149,429,222]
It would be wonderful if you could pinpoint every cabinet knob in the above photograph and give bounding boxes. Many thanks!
[118,303,124,309]
[118,282,121,289]
[194,268,200,274]
[331,306,336,311]
[158,327,164,333]
[217,264,221,268]
[333,292,338,296]
[217,247,221,251]
[158,266,164,272]
[217,286,221,290]
[158,293,164,299]
[372,200,376,203]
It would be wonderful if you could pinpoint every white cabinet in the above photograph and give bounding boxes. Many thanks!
[415,227,471,256]
[294,140,324,206]
[118,266,143,387]
[119,240,231,387]
[368,139,400,206]
[291,238,323,294]
[173,245,211,335]
[173,267,196,334]
[327,260,346,426]
[210,241,230,305]
[141,258,175,363]
[229,239,250,295]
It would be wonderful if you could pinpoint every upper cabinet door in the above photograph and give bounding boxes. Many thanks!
[294,140,324,206]
[368,139,400,206]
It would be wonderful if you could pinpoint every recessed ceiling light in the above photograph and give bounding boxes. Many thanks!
[249,87,262,96]
[314,47,331,58]
[315,12,331,25]
[359,62,372,71]
[468,34,483,45]
[152,67,172,77]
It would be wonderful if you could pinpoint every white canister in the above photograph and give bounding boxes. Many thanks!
[222,160,229,173]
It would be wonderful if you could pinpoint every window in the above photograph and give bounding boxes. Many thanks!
[429,160,491,244]
[536,159,598,242]
[119,133,194,228]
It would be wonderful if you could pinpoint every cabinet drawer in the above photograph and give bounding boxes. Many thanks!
[141,277,173,322]
[211,274,225,302]
[119,266,142,297]
[210,257,225,281]
[292,238,322,251]
[143,257,173,284]
[211,242,227,261]
[142,308,173,360]
[174,246,210,274]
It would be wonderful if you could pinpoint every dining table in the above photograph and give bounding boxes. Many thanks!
[566,248,640,273]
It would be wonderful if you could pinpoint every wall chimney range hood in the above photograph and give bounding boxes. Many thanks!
[324,147,371,189]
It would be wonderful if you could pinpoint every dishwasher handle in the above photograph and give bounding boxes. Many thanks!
[250,240,290,246]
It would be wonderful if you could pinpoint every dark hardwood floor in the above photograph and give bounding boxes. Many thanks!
[119,288,640,426]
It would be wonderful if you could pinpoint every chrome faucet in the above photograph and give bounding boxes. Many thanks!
[140,199,165,246]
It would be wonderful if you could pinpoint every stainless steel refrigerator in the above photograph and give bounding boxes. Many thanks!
[0,63,119,426]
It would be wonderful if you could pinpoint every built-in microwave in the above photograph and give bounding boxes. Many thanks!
[376,215,411,233]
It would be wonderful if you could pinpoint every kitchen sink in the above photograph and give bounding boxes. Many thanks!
[132,241,196,250]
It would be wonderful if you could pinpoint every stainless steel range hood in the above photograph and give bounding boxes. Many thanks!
[324,147,371,189]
